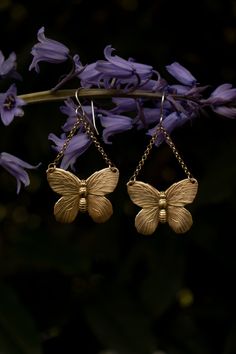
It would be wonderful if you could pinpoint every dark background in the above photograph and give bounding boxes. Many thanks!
[0,1,236,354]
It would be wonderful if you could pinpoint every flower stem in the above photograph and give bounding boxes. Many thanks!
[18,88,197,104]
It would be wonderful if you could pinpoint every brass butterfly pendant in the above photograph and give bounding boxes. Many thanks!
[47,166,119,223]
[127,178,198,235]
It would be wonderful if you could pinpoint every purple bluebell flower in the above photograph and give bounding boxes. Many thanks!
[0,51,21,80]
[135,108,160,129]
[110,98,138,114]
[147,111,189,146]
[0,152,41,194]
[73,54,85,75]
[48,132,92,170]
[99,112,133,144]
[95,45,153,88]
[0,84,25,126]
[78,62,102,88]
[166,62,197,86]
[60,99,94,132]
[29,27,70,73]
[201,83,236,118]
[60,98,78,132]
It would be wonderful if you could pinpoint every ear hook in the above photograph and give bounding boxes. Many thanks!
[91,100,99,135]
[75,88,99,135]
[159,92,166,127]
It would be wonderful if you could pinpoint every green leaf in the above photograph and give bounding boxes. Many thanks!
[0,282,42,354]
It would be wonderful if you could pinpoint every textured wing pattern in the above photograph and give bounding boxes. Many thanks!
[127,181,160,208]
[47,168,81,195]
[167,206,193,233]
[54,195,80,223]
[135,207,160,235]
[166,178,198,207]
[87,167,119,195]
[87,195,113,223]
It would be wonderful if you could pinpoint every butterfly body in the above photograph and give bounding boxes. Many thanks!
[158,192,167,223]
[47,167,119,223]
[78,180,88,212]
[127,178,198,235]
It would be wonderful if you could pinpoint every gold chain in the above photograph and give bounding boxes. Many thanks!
[128,125,193,182]
[48,101,115,170]
[129,93,193,182]
[129,127,161,182]
[160,126,193,179]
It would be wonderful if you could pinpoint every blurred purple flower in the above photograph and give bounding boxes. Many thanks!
[135,107,160,129]
[0,51,21,80]
[99,112,133,144]
[110,97,138,114]
[0,152,41,194]
[147,111,189,146]
[201,83,236,118]
[60,98,94,132]
[29,27,70,73]
[166,62,197,86]
[48,132,92,170]
[0,84,25,125]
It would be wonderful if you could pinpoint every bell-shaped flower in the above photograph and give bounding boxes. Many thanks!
[0,152,41,194]
[202,83,236,118]
[0,84,25,125]
[0,51,21,80]
[166,62,197,86]
[95,45,153,88]
[99,111,133,144]
[48,132,92,170]
[29,27,70,73]
[147,111,189,146]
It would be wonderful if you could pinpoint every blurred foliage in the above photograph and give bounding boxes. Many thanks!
[0,0,236,353]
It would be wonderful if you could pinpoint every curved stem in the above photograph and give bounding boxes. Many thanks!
[18,88,198,105]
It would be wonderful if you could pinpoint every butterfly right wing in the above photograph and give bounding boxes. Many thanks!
[47,167,81,223]
[165,178,198,207]
[165,178,198,233]
[167,206,193,233]
[86,167,119,223]
[127,180,160,235]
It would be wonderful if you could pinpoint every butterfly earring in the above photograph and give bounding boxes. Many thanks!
[46,93,119,224]
[127,93,198,235]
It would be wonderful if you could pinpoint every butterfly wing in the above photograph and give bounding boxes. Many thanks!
[127,180,160,235]
[47,168,80,223]
[86,167,119,223]
[165,178,198,207]
[86,167,119,195]
[87,195,113,223]
[165,178,198,233]
[127,180,160,208]
[167,206,193,233]
[135,207,160,235]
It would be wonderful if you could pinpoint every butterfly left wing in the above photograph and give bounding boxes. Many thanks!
[165,178,198,233]
[135,207,160,235]
[127,180,160,235]
[47,168,81,223]
[86,167,119,223]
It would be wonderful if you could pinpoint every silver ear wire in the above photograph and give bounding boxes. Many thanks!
[159,92,166,126]
[91,100,99,135]
[75,89,99,135]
